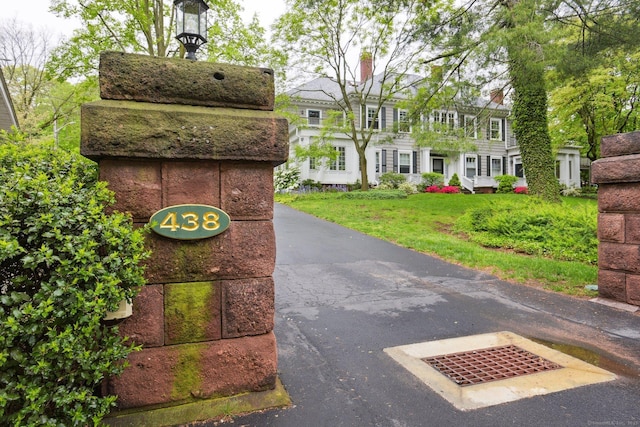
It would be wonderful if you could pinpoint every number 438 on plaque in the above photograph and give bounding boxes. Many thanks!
[150,204,231,240]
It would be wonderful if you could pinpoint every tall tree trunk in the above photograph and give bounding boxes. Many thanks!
[356,144,369,190]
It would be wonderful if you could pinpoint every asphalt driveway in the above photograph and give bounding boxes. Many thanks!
[226,203,640,426]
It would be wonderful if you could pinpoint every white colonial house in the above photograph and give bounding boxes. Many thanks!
[284,68,582,193]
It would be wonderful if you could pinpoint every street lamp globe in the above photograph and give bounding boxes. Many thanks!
[174,0,209,60]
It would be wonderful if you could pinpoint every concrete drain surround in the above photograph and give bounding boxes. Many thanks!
[384,331,617,411]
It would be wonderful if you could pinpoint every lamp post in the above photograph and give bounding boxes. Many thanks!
[174,0,209,60]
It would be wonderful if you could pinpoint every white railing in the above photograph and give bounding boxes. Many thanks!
[460,175,475,193]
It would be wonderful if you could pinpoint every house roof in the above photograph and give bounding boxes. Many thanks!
[0,68,19,132]
[287,74,510,113]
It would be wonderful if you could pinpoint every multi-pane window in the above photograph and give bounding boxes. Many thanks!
[398,109,410,133]
[489,118,502,140]
[464,115,477,138]
[309,156,317,170]
[330,146,346,171]
[375,151,381,173]
[399,152,411,174]
[366,106,380,130]
[465,156,477,178]
[308,109,321,126]
[433,110,455,132]
[491,157,502,176]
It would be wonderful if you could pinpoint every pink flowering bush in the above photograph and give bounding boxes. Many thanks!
[424,185,461,194]
[441,185,461,193]
[514,186,528,194]
[425,185,441,193]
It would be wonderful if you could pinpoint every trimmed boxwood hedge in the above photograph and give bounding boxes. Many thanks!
[0,142,148,426]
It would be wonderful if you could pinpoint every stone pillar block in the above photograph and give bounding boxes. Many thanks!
[164,281,222,345]
[591,154,640,184]
[162,161,220,207]
[106,332,277,409]
[597,183,640,213]
[598,242,640,274]
[117,285,164,348]
[625,214,640,244]
[627,275,640,305]
[143,221,275,284]
[81,100,288,164]
[222,278,275,339]
[597,270,627,301]
[99,51,275,110]
[599,131,640,158]
[221,162,274,220]
[99,159,162,222]
[597,213,625,243]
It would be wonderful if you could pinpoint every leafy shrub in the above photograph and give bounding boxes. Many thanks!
[454,199,597,264]
[421,172,445,187]
[425,185,441,193]
[0,142,148,426]
[378,172,406,189]
[561,186,581,197]
[425,185,460,194]
[440,185,461,194]
[494,175,519,193]
[514,186,528,194]
[300,179,323,191]
[448,173,461,188]
[274,165,300,192]
[398,181,418,195]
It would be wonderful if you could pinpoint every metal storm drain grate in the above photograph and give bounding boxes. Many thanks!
[385,332,617,410]
[422,344,563,386]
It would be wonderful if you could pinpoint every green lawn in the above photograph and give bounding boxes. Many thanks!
[275,192,599,297]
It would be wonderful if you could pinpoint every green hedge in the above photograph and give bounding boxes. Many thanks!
[0,143,148,426]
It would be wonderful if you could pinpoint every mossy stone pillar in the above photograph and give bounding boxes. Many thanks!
[81,52,288,412]
[592,130,640,307]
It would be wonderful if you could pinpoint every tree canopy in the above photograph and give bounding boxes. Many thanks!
[274,0,458,190]
[49,0,285,80]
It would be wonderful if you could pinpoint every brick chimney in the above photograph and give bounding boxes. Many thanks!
[490,88,504,105]
[360,52,373,82]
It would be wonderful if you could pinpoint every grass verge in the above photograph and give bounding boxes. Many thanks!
[275,192,598,297]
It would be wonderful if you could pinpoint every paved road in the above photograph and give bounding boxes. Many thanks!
[230,204,640,426]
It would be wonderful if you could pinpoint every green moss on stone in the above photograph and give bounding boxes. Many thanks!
[171,344,204,400]
[165,281,218,343]
[104,378,291,427]
[173,241,213,282]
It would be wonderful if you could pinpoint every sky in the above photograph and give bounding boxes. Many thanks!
[7,0,287,39]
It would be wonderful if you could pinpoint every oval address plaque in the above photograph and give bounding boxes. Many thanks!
[150,204,231,240]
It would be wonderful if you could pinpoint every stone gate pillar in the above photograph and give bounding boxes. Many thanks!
[591,131,640,307]
[80,52,288,419]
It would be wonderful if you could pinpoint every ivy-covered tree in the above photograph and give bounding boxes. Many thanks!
[501,0,560,202]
